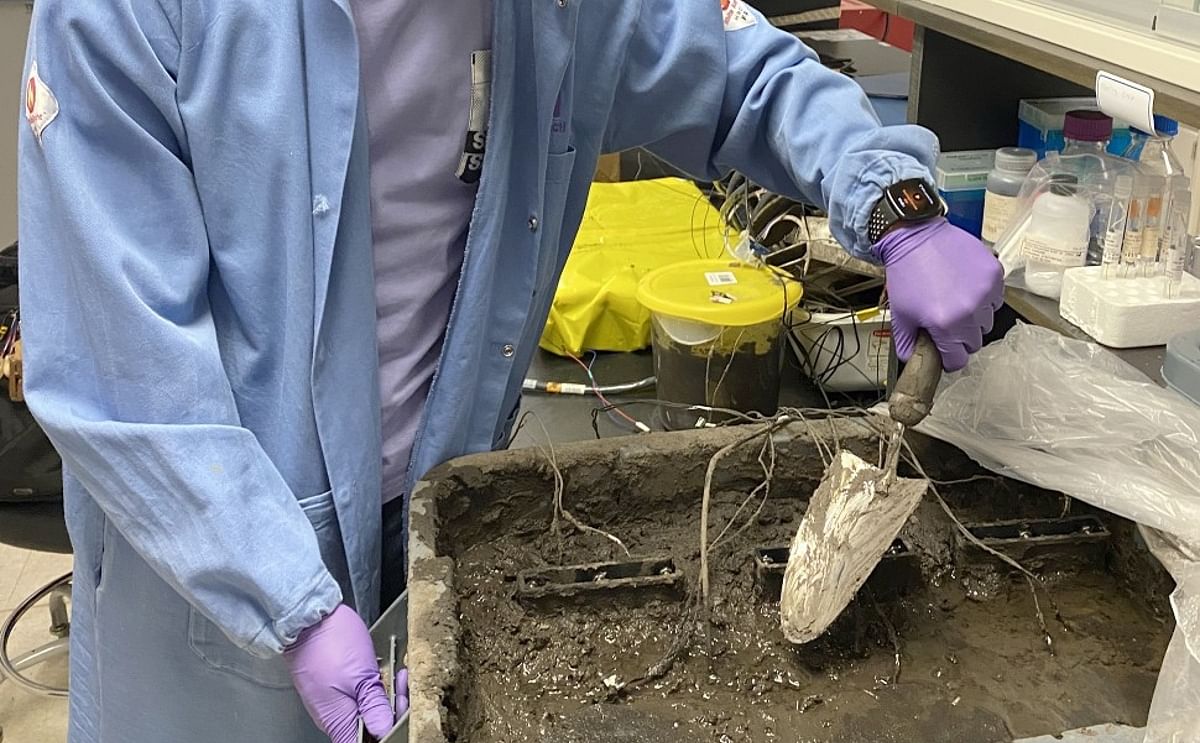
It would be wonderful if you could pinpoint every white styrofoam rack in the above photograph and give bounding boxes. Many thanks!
[1059,266,1200,348]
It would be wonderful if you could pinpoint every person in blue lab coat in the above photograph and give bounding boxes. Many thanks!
[17,0,1002,741]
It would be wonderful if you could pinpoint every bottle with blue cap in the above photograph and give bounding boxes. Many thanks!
[1124,114,1189,276]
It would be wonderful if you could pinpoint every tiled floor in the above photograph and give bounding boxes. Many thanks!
[0,545,71,743]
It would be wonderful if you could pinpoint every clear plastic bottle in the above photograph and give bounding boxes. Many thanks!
[1060,111,1115,266]
[1126,115,1189,275]
[1061,110,1114,158]
[982,147,1038,248]
[1024,180,1092,298]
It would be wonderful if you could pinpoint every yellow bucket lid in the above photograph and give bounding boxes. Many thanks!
[637,259,803,327]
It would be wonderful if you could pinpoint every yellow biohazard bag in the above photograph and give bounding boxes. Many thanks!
[540,178,727,357]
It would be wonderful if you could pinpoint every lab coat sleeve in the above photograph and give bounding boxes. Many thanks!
[17,0,341,656]
[602,0,940,260]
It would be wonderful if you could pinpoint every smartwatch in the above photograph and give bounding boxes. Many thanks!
[867,178,946,245]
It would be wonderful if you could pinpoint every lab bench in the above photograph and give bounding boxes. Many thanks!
[862,0,1200,386]
[1004,286,1168,384]
[510,347,846,449]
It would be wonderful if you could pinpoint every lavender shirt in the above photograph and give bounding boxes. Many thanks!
[348,0,491,502]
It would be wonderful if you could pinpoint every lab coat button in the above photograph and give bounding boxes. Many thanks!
[502,344,516,358]
[528,216,539,232]
[557,0,568,7]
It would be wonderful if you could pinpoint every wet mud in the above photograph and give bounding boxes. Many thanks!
[448,481,1173,743]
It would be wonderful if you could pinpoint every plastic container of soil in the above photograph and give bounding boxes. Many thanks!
[636,259,802,429]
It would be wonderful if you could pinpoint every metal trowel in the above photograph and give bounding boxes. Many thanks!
[780,332,943,645]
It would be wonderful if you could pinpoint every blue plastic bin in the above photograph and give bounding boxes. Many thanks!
[935,150,995,237]
[1018,98,1133,158]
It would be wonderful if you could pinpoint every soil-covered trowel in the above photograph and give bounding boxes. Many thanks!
[780,332,943,644]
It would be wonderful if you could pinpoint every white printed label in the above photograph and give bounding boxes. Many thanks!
[25,62,59,144]
[722,0,758,31]
[1141,227,1161,260]
[981,192,1019,244]
[1102,227,1125,265]
[547,382,589,396]
[705,271,738,286]
[1095,71,1156,136]
[1022,233,1086,266]
[866,329,891,375]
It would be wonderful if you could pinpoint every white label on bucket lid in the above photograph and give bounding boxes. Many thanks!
[705,271,738,286]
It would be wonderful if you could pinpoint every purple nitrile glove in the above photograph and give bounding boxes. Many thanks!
[395,668,409,718]
[874,218,1004,372]
[284,605,394,743]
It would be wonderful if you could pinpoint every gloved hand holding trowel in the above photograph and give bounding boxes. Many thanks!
[781,208,1003,644]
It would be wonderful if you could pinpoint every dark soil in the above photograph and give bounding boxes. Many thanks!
[652,332,785,430]
[449,483,1173,743]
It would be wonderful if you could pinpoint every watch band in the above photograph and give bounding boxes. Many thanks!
[868,178,945,245]
[868,200,899,245]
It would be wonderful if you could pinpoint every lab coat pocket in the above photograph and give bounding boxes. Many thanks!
[536,147,578,292]
[187,489,349,690]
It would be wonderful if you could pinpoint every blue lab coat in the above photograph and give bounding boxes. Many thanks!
[17,0,937,739]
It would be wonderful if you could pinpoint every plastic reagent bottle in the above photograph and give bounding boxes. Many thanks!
[1023,180,1092,298]
[1164,189,1193,299]
[1061,110,1114,157]
[1127,115,1188,276]
[982,147,1038,247]
[1101,175,1134,280]
[1061,111,1115,266]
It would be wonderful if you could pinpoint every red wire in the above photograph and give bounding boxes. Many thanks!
[566,352,642,428]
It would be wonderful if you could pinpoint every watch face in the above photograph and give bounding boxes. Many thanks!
[887,179,942,220]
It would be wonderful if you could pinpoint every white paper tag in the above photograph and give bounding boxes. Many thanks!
[721,0,758,31]
[25,62,59,144]
[705,271,738,286]
[1095,71,1156,135]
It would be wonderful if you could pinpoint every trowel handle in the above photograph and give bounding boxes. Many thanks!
[890,331,943,428]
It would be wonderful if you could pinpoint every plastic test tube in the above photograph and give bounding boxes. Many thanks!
[1140,176,1167,276]
[1102,175,1134,279]
[1163,189,1193,299]
[1122,178,1149,276]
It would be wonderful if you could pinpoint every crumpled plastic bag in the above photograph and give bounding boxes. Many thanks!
[1140,529,1200,743]
[915,324,1200,742]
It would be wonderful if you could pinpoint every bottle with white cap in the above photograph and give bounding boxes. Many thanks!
[1023,177,1092,299]
[982,147,1038,248]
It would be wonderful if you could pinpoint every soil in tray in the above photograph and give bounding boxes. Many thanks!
[450,492,1173,743]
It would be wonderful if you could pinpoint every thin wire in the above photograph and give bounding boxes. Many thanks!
[566,352,641,426]
[520,410,633,557]
[709,433,778,552]
[700,416,792,605]
[708,327,746,407]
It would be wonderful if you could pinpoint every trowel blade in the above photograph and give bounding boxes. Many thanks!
[780,449,927,645]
